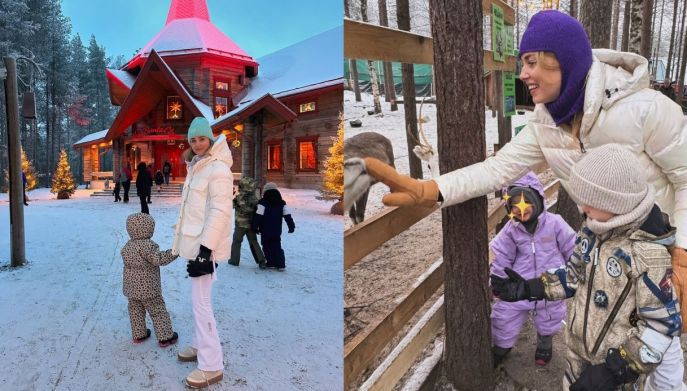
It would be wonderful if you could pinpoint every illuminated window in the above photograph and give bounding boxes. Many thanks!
[299,102,316,113]
[215,81,229,90]
[297,138,317,171]
[267,143,282,171]
[166,96,183,120]
[214,96,228,118]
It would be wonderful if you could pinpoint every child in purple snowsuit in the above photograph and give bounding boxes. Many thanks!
[490,171,576,367]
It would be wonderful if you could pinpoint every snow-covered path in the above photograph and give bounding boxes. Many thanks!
[0,188,342,390]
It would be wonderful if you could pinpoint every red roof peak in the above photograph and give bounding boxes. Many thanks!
[165,0,210,25]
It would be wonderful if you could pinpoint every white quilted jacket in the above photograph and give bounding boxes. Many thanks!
[172,134,234,261]
[435,49,687,247]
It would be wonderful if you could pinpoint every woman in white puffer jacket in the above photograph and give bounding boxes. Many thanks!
[172,117,233,388]
[362,10,687,391]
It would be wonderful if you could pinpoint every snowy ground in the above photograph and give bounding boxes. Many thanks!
[0,188,342,391]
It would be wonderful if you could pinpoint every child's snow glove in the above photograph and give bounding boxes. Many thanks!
[363,157,440,208]
[187,245,216,277]
[670,247,687,332]
[490,267,545,302]
[570,348,638,391]
[285,214,295,233]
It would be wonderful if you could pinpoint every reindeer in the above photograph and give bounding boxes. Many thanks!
[407,98,440,178]
[344,132,395,224]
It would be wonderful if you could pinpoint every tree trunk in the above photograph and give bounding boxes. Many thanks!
[641,0,653,58]
[580,0,613,48]
[611,0,621,49]
[667,0,679,80]
[674,0,686,81]
[344,0,362,102]
[379,0,398,111]
[629,0,643,54]
[429,0,493,389]
[397,0,422,179]
[654,0,666,76]
[361,0,382,114]
[677,14,687,106]
[622,0,632,51]
[570,0,579,18]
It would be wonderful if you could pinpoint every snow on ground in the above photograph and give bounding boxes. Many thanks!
[343,90,531,225]
[0,188,342,391]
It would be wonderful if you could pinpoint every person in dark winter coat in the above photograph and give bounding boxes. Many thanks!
[22,171,29,206]
[113,173,122,202]
[146,164,154,204]
[252,182,295,270]
[122,163,132,203]
[162,161,172,185]
[229,177,266,268]
[490,172,576,367]
[154,170,164,193]
[121,213,179,346]
[136,162,152,214]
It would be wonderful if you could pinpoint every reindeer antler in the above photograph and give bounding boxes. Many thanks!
[416,97,433,154]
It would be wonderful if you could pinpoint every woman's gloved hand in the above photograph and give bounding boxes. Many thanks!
[363,157,440,208]
[670,247,687,332]
[187,245,216,277]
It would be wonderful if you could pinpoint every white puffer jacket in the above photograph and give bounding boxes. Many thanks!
[172,134,234,261]
[435,49,687,247]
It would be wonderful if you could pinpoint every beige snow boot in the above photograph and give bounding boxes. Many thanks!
[185,368,223,388]
[177,346,198,362]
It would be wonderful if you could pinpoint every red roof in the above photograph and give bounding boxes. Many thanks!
[123,0,257,71]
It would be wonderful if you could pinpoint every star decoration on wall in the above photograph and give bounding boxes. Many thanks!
[215,103,226,116]
[169,101,182,117]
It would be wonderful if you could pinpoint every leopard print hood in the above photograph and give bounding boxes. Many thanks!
[126,213,155,240]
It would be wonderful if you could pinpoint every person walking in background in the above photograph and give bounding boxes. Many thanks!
[229,177,266,268]
[154,170,164,194]
[122,162,132,203]
[146,164,154,204]
[163,160,172,185]
[22,171,29,206]
[113,172,122,202]
[121,213,179,347]
[172,117,233,388]
[136,162,152,214]
[252,182,295,271]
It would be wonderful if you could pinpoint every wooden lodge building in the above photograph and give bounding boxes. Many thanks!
[74,0,343,190]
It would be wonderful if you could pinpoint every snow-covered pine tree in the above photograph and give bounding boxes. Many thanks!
[51,149,76,199]
[321,114,344,203]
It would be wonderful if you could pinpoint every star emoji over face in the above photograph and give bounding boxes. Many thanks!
[502,193,511,203]
[513,191,532,221]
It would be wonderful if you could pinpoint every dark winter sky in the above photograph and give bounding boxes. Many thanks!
[61,0,342,61]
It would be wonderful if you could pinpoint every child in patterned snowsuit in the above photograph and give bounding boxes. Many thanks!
[229,177,266,268]
[121,212,179,346]
[252,182,295,270]
[490,172,576,367]
[493,145,684,391]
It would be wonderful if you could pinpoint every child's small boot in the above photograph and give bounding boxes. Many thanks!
[159,331,178,347]
[492,346,511,368]
[133,328,151,344]
[535,333,553,366]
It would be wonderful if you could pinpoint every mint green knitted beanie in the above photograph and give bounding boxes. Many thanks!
[187,117,214,142]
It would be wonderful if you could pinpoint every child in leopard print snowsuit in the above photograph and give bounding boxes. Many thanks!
[121,212,179,346]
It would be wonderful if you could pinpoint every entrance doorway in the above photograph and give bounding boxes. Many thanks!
[154,140,188,180]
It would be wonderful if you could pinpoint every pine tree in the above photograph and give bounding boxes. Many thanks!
[51,149,76,199]
[21,150,38,190]
[321,114,344,202]
[2,150,38,192]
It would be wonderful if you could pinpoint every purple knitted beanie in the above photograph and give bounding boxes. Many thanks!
[519,10,593,126]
